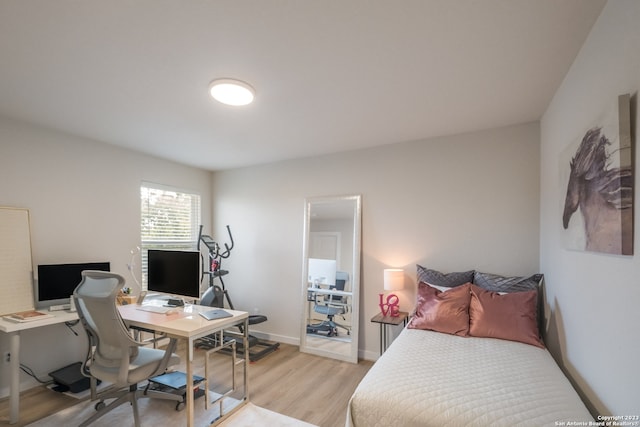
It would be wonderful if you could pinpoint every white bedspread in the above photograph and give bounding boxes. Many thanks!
[347,328,592,427]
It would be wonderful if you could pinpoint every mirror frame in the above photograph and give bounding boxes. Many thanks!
[300,194,362,363]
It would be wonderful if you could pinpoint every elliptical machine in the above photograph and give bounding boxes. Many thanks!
[195,225,279,362]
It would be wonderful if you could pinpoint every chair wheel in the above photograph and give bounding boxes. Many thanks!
[95,401,106,411]
[175,401,185,411]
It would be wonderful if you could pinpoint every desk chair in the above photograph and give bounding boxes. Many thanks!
[307,271,350,337]
[74,270,181,427]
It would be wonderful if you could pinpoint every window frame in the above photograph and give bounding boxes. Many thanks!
[140,181,202,290]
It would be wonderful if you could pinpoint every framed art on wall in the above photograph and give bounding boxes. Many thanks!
[560,93,633,256]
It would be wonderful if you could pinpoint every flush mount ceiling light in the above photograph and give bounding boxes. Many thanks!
[209,78,255,106]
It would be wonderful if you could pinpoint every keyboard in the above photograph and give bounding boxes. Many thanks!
[135,305,172,314]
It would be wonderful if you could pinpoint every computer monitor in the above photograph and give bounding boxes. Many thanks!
[147,250,201,299]
[308,258,337,287]
[36,262,111,308]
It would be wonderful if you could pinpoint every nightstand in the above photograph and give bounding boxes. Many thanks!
[371,311,409,355]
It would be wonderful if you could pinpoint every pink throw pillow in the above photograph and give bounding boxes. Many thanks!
[468,284,544,348]
[408,282,471,336]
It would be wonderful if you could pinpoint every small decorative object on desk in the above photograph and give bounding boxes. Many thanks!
[117,287,137,305]
[3,310,54,323]
[380,269,404,317]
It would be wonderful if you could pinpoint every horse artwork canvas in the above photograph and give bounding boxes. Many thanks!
[561,94,633,256]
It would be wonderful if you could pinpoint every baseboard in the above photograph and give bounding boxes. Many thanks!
[250,330,379,362]
[360,349,378,362]
[248,330,299,346]
[0,377,40,401]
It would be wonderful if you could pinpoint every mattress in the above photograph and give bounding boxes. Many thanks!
[347,328,593,427]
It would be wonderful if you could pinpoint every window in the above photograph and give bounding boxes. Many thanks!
[140,182,201,289]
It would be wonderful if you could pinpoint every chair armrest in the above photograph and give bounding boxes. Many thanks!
[118,351,132,385]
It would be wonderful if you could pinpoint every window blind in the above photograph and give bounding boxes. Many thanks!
[140,182,201,289]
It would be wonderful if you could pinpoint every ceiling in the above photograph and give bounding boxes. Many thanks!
[0,1,606,171]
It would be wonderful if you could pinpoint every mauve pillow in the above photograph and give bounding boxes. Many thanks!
[468,284,544,348]
[408,282,471,336]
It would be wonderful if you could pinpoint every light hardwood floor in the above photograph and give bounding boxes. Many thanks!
[0,342,373,427]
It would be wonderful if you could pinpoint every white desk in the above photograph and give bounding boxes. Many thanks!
[118,304,249,427]
[307,287,351,298]
[0,310,79,424]
[306,287,352,314]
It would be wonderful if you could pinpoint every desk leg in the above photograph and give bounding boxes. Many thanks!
[186,337,194,427]
[243,318,249,402]
[9,331,20,424]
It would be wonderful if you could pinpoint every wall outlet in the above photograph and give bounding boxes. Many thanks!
[3,352,9,363]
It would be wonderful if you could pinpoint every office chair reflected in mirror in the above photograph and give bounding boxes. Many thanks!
[73,270,181,427]
[306,271,351,337]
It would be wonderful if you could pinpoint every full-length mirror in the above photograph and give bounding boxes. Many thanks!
[300,195,361,363]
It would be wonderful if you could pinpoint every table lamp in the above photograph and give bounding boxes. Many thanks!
[380,268,404,317]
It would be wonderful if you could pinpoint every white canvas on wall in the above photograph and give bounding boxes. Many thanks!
[560,94,633,255]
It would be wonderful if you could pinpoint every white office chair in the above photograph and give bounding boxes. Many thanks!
[73,270,181,427]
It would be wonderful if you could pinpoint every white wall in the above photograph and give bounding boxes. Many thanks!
[540,0,640,416]
[0,116,212,398]
[212,122,540,360]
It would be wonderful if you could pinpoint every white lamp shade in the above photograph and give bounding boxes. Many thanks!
[383,269,404,291]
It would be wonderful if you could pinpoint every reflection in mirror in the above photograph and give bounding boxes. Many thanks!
[300,195,361,363]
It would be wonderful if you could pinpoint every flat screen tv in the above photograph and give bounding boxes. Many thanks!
[147,250,201,299]
[36,262,111,308]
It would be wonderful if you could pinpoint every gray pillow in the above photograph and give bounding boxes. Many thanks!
[473,271,543,293]
[416,265,474,288]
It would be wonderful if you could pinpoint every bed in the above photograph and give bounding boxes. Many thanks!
[346,267,593,427]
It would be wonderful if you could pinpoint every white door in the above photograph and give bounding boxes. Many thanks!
[309,232,341,268]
